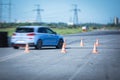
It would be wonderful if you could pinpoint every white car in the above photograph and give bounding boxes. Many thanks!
[11,26,64,49]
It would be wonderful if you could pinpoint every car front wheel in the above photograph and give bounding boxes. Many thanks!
[56,39,64,49]
[13,46,19,49]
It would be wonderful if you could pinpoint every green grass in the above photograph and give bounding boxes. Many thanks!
[0,27,83,36]
[0,26,119,36]
[52,28,83,35]
[0,27,16,36]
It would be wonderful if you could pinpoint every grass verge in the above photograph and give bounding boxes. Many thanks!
[0,27,83,36]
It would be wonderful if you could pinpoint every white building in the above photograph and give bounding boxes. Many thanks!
[114,17,119,25]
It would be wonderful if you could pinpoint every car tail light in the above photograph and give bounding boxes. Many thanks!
[27,33,35,36]
[12,33,16,36]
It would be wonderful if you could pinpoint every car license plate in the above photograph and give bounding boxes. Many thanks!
[17,40,25,43]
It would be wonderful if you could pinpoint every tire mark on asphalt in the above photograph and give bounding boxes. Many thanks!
[31,51,67,65]
[32,49,94,80]
[67,40,80,45]
[68,52,96,80]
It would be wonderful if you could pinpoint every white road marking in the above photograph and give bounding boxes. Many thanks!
[0,52,25,62]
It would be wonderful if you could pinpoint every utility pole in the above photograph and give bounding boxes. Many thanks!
[0,0,3,23]
[34,4,44,23]
[72,4,80,25]
[8,0,12,23]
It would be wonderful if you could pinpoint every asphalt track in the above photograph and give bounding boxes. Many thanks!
[0,30,120,80]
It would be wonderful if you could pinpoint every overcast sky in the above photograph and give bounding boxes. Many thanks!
[2,0,120,24]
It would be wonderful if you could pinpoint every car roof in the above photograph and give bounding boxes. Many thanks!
[17,26,48,29]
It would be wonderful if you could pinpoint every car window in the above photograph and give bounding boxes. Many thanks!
[38,28,46,33]
[45,28,54,34]
[16,28,34,33]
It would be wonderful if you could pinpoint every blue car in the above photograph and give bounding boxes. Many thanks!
[11,26,64,49]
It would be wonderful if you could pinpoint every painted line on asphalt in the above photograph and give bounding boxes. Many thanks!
[0,52,25,62]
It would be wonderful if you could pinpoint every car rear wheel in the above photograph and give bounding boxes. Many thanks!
[56,39,64,49]
[35,40,42,49]
[13,46,19,49]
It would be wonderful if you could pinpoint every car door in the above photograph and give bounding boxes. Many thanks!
[44,28,58,45]
[37,28,48,45]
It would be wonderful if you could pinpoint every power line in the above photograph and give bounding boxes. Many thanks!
[34,4,44,23]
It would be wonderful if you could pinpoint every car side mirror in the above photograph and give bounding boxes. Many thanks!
[53,32,57,34]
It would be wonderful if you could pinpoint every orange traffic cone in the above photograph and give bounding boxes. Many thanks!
[24,43,30,53]
[92,43,98,54]
[61,40,67,53]
[80,38,84,47]
[95,38,100,46]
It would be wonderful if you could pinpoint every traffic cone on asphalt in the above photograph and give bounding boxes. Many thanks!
[92,43,98,54]
[24,43,30,53]
[80,38,84,47]
[61,40,67,53]
[95,38,100,46]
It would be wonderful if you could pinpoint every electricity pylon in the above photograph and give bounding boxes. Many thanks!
[72,4,80,25]
[0,0,12,23]
[34,4,44,23]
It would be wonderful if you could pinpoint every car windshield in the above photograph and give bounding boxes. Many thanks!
[16,28,34,33]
